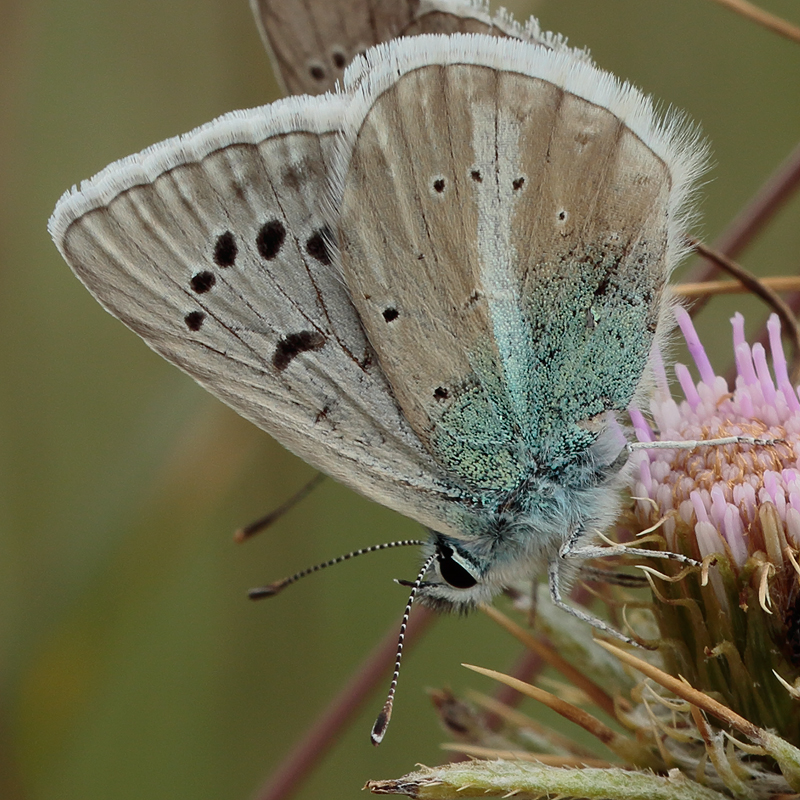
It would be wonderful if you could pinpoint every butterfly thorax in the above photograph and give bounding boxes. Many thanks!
[417,421,631,611]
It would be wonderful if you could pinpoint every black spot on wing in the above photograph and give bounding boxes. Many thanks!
[382,307,399,322]
[306,226,333,265]
[594,274,612,300]
[309,63,326,82]
[273,330,326,371]
[257,219,286,261]
[433,387,449,400]
[213,231,237,267]
[184,311,205,331]
[190,271,216,293]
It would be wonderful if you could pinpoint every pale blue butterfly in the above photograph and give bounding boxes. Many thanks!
[49,1,708,741]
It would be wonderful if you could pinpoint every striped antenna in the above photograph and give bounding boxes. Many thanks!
[248,539,427,599]
[370,552,436,745]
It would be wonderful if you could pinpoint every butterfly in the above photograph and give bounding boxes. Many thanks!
[49,0,706,740]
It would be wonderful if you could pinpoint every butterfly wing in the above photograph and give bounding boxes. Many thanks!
[249,0,416,95]
[49,95,469,537]
[249,0,569,96]
[333,35,705,496]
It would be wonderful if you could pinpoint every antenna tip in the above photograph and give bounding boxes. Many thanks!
[371,707,391,745]
[235,518,272,542]
[248,582,285,600]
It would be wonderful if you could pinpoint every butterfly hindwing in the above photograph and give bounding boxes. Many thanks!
[49,96,468,537]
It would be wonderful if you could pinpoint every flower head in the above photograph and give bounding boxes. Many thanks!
[628,309,800,733]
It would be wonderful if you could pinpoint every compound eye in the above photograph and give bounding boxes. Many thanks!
[437,544,478,589]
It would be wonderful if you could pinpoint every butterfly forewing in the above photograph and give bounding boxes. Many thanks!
[50,97,468,537]
[334,36,693,496]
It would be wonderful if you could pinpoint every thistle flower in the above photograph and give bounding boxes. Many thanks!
[367,313,800,800]
[628,308,800,727]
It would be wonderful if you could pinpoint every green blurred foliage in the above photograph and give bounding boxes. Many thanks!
[0,1,798,799]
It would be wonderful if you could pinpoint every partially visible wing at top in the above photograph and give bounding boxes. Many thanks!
[250,0,416,96]
[48,94,472,538]
[250,0,587,96]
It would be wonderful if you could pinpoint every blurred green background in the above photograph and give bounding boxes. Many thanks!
[1,1,799,799]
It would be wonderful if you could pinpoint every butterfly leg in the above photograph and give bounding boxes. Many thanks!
[578,564,650,588]
[546,556,637,645]
[627,435,782,453]
[547,528,704,645]
[558,533,701,569]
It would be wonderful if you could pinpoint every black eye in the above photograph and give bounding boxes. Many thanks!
[437,545,478,589]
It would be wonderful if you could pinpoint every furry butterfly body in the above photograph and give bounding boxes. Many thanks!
[50,28,705,612]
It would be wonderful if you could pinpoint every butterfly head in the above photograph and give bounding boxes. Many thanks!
[405,533,520,613]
